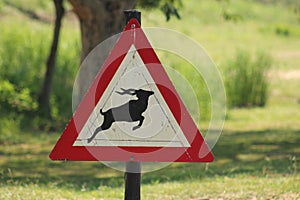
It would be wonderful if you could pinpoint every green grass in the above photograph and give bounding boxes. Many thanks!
[225,50,272,107]
[142,0,300,68]
[1,176,299,199]
[0,0,300,199]
[0,126,299,199]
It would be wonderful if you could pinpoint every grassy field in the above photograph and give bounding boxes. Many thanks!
[1,0,300,199]
[0,124,299,199]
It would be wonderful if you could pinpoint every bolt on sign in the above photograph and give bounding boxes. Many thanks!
[49,18,214,163]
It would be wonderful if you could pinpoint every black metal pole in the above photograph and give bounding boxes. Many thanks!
[124,162,141,200]
[124,9,141,25]
[123,10,142,200]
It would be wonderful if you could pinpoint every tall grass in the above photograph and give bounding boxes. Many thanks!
[225,50,272,108]
[0,22,47,133]
[0,21,80,133]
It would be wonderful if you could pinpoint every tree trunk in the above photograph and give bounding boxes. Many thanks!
[69,0,136,60]
[38,0,65,118]
[68,0,136,103]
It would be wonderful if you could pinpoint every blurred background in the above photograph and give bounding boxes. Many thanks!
[0,0,299,199]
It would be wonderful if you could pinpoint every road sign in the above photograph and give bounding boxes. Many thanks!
[49,18,214,162]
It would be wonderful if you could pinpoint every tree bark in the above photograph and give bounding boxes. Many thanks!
[38,0,65,118]
[68,0,136,61]
[68,0,136,103]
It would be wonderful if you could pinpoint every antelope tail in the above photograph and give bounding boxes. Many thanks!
[87,126,102,143]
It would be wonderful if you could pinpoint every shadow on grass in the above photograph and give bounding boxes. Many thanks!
[0,129,299,190]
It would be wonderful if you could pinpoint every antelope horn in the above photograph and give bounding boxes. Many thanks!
[115,88,136,95]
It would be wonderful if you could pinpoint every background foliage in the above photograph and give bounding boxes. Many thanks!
[225,50,272,107]
[0,0,299,199]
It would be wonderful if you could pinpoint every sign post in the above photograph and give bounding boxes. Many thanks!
[125,161,141,200]
[49,8,214,200]
[124,10,141,26]
[123,10,142,200]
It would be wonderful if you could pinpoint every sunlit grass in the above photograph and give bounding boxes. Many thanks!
[0,126,299,199]
[0,0,300,199]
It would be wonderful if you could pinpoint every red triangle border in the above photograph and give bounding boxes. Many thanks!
[49,19,214,162]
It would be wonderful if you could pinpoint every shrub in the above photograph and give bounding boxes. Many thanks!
[0,80,37,112]
[275,25,290,36]
[0,21,80,130]
[225,50,272,108]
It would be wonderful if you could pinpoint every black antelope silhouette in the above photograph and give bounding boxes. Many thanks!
[87,88,154,143]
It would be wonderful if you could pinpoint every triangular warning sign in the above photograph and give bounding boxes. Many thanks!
[49,19,214,162]
[74,45,190,148]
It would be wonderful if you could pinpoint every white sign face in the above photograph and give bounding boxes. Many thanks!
[73,45,190,147]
